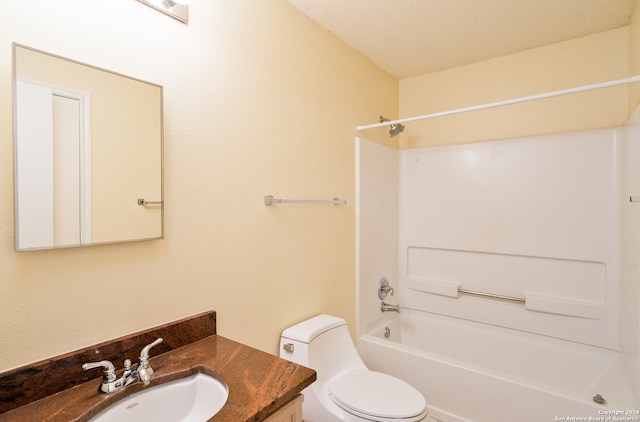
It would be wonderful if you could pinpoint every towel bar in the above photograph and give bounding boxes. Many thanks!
[264,195,346,206]
[137,198,163,206]
[457,288,525,303]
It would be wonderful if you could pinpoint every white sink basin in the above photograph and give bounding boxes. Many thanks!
[89,373,228,422]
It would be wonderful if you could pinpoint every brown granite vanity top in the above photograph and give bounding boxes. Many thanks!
[0,312,316,421]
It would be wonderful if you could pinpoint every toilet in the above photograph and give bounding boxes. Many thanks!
[279,314,428,422]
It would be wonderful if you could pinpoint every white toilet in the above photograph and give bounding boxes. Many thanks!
[279,314,428,422]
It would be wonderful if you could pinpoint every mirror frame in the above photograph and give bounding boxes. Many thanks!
[12,44,164,251]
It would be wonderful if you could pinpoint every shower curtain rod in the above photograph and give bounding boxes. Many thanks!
[356,75,640,131]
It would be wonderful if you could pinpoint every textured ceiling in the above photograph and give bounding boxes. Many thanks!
[286,0,638,79]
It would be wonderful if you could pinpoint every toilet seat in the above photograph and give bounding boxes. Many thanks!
[327,370,427,422]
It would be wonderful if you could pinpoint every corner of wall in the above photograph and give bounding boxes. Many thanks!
[629,2,640,116]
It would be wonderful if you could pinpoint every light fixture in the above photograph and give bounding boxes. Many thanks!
[136,0,192,24]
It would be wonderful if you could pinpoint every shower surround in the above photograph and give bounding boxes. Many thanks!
[356,115,640,420]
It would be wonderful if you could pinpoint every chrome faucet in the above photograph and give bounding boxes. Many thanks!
[81,360,119,393]
[381,301,401,313]
[82,337,163,393]
[137,337,163,385]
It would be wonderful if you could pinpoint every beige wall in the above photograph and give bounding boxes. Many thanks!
[630,1,640,115]
[397,27,631,147]
[0,0,397,372]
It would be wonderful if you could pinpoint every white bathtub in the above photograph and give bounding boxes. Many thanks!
[358,310,638,422]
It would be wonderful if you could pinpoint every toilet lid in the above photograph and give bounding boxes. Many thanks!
[327,370,427,422]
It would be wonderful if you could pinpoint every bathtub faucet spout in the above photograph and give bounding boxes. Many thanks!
[381,301,400,313]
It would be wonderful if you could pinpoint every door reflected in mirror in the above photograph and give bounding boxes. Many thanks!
[13,44,163,251]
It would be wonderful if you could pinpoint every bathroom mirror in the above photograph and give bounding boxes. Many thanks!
[13,44,163,251]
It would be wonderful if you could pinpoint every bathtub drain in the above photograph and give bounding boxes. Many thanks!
[384,327,390,339]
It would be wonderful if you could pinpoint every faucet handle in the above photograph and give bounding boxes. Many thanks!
[137,337,163,385]
[82,360,117,383]
[139,337,163,364]
[82,360,124,392]
[378,278,394,300]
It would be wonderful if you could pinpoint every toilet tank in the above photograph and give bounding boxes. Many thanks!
[280,314,367,382]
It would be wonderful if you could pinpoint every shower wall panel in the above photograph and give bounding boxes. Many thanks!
[356,138,399,337]
[398,129,622,349]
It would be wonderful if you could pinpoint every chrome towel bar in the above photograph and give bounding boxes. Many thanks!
[408,279,605,319]
[137,198,163,206]
[458,288,525,303]
[264,195,346,206]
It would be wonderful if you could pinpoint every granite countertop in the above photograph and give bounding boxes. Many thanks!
[0,335,316,422]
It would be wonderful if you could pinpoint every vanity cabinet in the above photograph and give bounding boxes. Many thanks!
[263,394,303,422]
